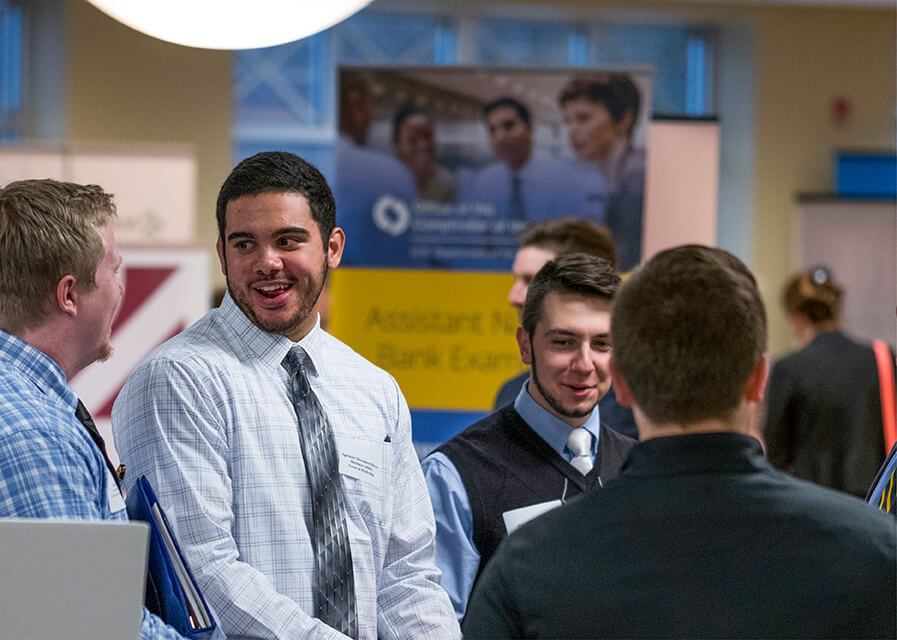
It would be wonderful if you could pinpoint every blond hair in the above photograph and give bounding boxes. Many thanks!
[0,179,116,331]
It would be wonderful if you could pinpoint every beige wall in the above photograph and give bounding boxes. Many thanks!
[64,0,232,284]
[479,0,896,352]
[749,6,895,352]
[60,0,896,352]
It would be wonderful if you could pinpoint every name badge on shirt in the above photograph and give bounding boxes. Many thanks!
[502,499,562,535]
[105,469,126,514]
[337,438,384,486]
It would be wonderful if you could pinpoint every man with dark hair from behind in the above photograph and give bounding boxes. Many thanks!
[0,179,185,639]
[114,151,460,639]
[495,217,637,439]
[423,253,636,621]
[463,245,896,639]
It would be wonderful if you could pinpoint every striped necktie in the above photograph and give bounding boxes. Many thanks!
[282,346,357,637]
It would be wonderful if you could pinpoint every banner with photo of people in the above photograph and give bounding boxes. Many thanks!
[331,66,652,451]
[334,66,652,272]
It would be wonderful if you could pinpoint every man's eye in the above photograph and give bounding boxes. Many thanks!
[233,240,251,250]
[278,237,301,248]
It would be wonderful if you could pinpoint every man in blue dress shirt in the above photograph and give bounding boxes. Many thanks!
[0,179,184,639]
[458,97,609,227]
[493,217,638,439]
[463,245,896,639]
[422,253,636,620]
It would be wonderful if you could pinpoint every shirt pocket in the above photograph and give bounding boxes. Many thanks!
[335,434,393,528]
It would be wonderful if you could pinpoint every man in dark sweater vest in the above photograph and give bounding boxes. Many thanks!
[463,246,896,639]
[494,218,637,439]
[422,253,637,621]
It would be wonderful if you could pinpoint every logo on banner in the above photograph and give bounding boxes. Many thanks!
[372,195,410,237]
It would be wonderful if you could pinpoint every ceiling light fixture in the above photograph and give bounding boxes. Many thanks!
[84,0,374,50]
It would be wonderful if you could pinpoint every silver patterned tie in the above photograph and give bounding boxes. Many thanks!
[282,346,357,637]
[567,427,593,475]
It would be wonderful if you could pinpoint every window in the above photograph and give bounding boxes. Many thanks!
[0,0,24,142]
[233,7,715,168]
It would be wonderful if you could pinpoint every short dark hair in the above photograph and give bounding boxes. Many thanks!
[559,73,641,136]
[392,103,430,144]
[518,217,617,269]
[612,245,767,425]
[483,97,531,126]
[216,151,336,245]
[782,266,841,325]
[522,253,620,335]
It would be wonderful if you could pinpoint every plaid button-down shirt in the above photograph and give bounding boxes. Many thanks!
[0,330,184,640]
[113,293,459,640]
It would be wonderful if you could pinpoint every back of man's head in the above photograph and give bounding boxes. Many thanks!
[0,179,115,333]
[611,245,767,425]
[522,253,620,335]
[216,151,336,245]
[518,217,617,269]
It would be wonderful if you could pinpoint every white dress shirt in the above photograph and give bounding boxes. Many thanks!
[112,293,459,640]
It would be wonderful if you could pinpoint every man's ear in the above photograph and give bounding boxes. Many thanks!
[618,110,636,138]
[327,227,345,269]
[55,275,78,318]
[745,355,770,403]
[516,326,532,365]
[216,237,226,276]
[610,357,634,407]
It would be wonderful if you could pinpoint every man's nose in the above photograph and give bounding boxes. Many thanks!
[257,246,283,272]
[570,343,594,373]
[508,281,527,308]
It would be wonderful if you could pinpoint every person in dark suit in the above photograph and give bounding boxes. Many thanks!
[423,253,636,621]
[765,266,893,497]
[463,245,896,639]
[494,218,637,439]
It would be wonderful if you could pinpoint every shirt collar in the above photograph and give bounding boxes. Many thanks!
[513,378,601,458]
[623,432,766,477]
[218,291,324,376]
[0,329,78,413]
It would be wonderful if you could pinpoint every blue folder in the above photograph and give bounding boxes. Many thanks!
[126,475,224,640]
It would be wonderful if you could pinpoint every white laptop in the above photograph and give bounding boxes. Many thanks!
[0,518,149,640]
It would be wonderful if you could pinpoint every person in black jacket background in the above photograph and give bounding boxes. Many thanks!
[765,266,892,497]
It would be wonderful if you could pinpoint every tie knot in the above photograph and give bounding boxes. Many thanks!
[282,347,311,396]
[567,427,591,457]
[282,346,307,373]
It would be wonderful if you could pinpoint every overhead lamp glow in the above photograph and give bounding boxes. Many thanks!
[84,0,374,50]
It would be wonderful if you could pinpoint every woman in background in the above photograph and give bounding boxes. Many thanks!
[765,266,891,497]
[559,73,644,271]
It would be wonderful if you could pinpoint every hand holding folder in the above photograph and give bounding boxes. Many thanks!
[126,476,224,640]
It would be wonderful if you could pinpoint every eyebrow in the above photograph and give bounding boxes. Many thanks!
[226,226,310,243]
[273,226,310,237]
[226,231,254,242]
[544,328,610,339]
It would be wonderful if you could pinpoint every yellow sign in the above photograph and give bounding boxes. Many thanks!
[329,268,526,410]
